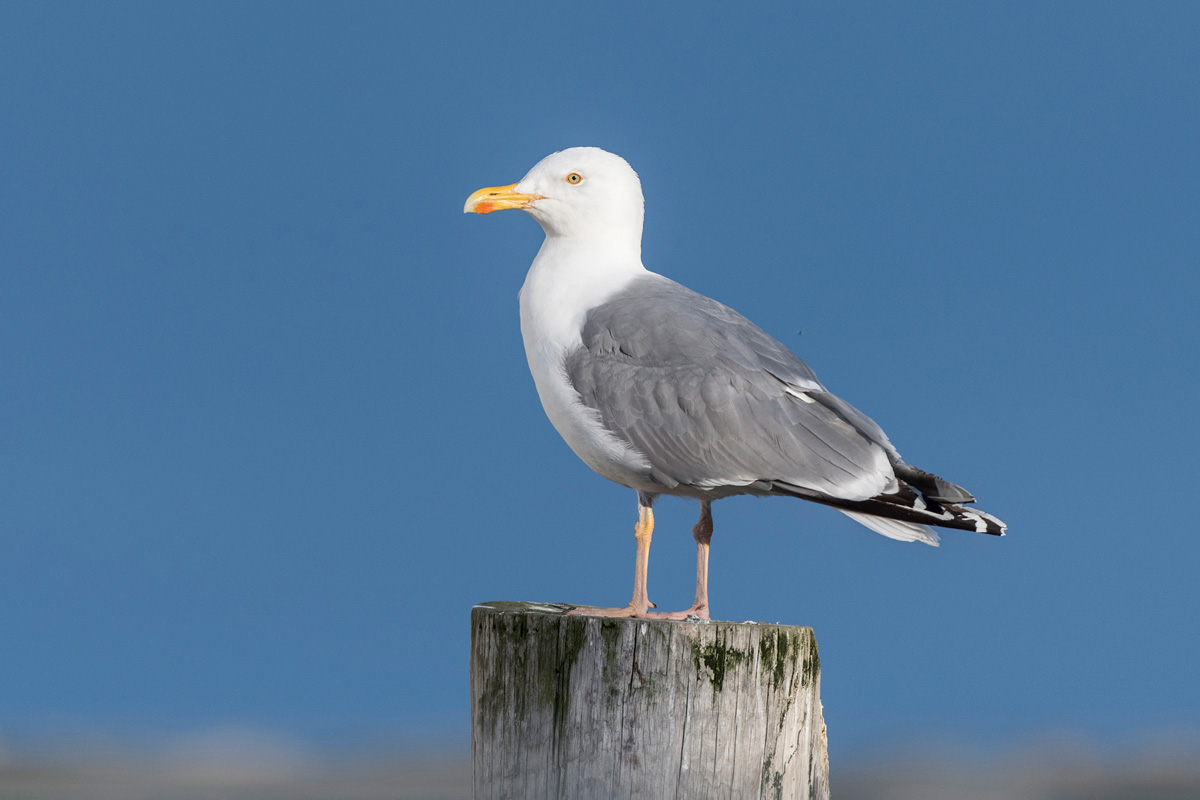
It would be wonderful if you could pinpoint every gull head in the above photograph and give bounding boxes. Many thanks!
[465,147,645,247]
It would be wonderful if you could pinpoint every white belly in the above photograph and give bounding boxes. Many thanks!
[517,240,657,492]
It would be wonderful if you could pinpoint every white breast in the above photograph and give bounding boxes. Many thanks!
[517,238,658,491]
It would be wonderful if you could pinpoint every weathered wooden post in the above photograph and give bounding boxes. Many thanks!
[471,602,829,800]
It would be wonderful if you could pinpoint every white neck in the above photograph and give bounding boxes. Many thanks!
[518,237,648,355]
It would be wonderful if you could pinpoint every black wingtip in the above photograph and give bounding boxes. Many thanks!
[893,462,977,505]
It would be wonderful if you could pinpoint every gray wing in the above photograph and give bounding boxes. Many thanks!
[564,275,898,501]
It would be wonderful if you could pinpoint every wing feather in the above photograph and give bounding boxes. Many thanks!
[564,275,894,500]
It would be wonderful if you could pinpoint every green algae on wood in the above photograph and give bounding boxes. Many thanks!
[691,628,750,693]
[471,602,829,799]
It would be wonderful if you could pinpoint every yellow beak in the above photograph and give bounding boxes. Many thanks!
[463,183,545,214]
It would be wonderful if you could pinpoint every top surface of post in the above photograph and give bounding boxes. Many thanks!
[472,600,815,630]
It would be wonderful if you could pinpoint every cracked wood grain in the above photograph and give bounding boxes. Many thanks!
[471,602,830,800]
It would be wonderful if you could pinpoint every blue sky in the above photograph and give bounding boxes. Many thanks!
[2,2,1198,761]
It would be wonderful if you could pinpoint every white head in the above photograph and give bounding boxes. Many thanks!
[465,147,645,253]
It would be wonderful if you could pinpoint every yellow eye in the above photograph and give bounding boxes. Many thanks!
[565,172,583,185]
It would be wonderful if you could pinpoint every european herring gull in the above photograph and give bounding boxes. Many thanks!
[465,147,1005,620]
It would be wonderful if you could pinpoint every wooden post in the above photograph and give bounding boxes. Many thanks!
[471,601,829,800]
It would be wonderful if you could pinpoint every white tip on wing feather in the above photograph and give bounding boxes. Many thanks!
[838,509,941,547]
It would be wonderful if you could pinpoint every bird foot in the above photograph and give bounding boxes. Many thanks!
[652,604,710,621]
[568,603,710,621]
[567,603,645,618]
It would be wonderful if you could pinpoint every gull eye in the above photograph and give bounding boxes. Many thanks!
[565,172,583,185]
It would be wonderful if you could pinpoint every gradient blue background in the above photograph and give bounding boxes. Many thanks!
[3,2,1197,763]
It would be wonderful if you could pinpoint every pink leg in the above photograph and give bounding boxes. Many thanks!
[570,494,659,618]
[570,497,714,621]
[684,501,713,620]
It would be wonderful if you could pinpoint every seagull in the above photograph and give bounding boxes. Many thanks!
[465,147,1005,620]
